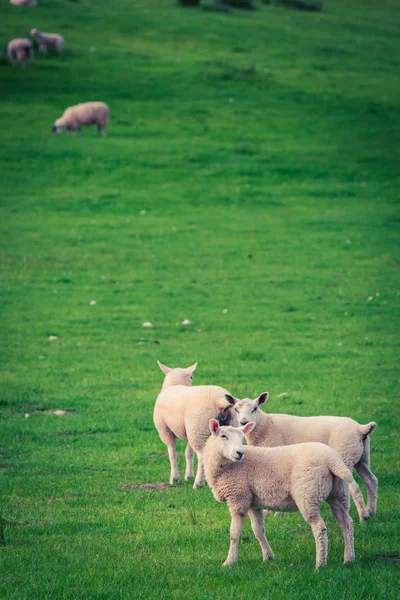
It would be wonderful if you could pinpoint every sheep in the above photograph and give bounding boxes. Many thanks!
[204,420,355,569]
[52,102,110,136]
[232,392,378,521]
[31,29,64,54]
[10,0,37,6]
[7,39,33,69]
[153,361,238,488]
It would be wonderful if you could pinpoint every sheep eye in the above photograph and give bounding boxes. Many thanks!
[221,434,228,440]
[251,407,257,413]
[234,408,239,413]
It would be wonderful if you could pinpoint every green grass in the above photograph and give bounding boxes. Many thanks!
[1,0,399,598]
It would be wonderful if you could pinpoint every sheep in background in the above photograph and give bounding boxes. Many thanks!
[10,0,37,6]
[154,361,238,487]
[52,102,110,136]
[204,420,355,568]
[232,392,378,521]
[7,39,33,69]
[31,29,64,54]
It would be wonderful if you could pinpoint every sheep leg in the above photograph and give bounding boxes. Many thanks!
[40,44,47,54]
[184,443,194,480]
[348,479,368,522]
[97,125,107,137]
[354,461,378,517]
[167,442,179,485]
[193,450,205,489]
[301,512,328,569]
[155,424,180,484]
[249,509,274,561]
[223,511,247,567]
[327,498,355,564]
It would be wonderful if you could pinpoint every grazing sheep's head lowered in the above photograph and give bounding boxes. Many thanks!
[230,392,269,426]
[209,420,256,462]
[52,119,63,135]
[158,360,197,388]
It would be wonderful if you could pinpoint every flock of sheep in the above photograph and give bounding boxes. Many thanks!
[7,1,110,135]
[154,361,378,568]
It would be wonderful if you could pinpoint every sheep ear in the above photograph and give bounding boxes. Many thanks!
[225,394,237,406]
[184,362,197,375]
[257,392,269,406]
[157,361,171,375]
[242,421,256,435]
[210,419,220,436]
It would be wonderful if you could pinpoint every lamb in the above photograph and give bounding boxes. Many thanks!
[31,29,64,54]
[10,0,37,6]
[7,39,33,69]
[52,102,110,136]
[204,420,355,569]
[153,361,238,488]
[232,392,378,521]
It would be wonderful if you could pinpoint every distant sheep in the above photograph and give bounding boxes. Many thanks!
[233,392,378,521]
[31,29,64,54]
[7,38,33,69]
[52,102,110,136]
[204,420,355,568]
[10,0,37,5]
[154,361,238,488]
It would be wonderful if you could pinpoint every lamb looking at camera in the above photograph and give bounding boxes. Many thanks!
[204,420,355,569]
[31,29,64,54]
[52,102,110,136]
[233,392,377,521]
[7,38,33,68]
[153,361,238,488]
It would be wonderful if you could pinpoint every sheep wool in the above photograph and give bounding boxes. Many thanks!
[10,0,37,5]
[31,29,64,54]
[52,102,110,136]
[7,39,33,69]
[204,420,355,569]
[233,392,378,521]
[153,361,237,488]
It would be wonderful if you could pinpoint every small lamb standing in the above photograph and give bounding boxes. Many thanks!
[153,361,238,488]
[31,29,64,54]
[233,392,378,521]
[204,420,355,569]
[52,102,110,136]
[7,39,33,69]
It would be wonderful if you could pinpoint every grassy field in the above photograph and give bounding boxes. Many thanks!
[1,0,399,598]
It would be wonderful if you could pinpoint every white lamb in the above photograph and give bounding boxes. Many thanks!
[31,29,64,54]
[7,38,33,69]
[204,420,355,569]
[153,361,238,488]
[232,392,378,521]
[52,102,110,136]
[10,0,37,6]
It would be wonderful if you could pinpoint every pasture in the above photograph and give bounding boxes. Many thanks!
[0,0,399,598]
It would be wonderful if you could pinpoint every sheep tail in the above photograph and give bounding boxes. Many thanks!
[359,422,376,439]
[327,454,353,483]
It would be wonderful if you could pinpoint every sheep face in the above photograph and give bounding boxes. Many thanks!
[234,392,269,426]
[52,123,63,135]
[30,29,39,38]
[209,420,256,462]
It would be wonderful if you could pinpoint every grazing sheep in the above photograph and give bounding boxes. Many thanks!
[204,420,355,569]
[31,29,64,54]
[232,392,378,521]
[154,361,238,488]
[52,102,110,136]
[7,38,33,69]
[10,0,37,5]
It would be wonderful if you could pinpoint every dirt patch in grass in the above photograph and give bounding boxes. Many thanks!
[377,555,400,563]
[120,483,170,491]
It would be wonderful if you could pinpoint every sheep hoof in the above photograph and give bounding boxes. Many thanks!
[169,477,180,485]
[263,554,274,561]
[193,481,205,489]
[222,560,236,567]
